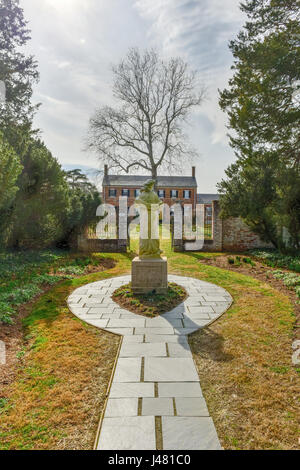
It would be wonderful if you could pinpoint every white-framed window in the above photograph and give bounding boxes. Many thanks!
[171,190,178,198]
[184,190,191,199]
[109,188,117,197]
[122,189,130,196]
[134,189,140,197]
[158,189,165,198]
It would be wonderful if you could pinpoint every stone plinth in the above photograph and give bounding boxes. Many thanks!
[131,257,168,294]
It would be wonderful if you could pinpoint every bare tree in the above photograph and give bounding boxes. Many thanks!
[87,48,204,179]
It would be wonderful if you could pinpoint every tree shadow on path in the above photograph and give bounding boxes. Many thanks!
[189,326,234,363]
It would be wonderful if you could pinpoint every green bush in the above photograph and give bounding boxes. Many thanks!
[0,302,15,324]
[268,269,300,299]
[251,249,300,273]
[0,250,95,325]
[58,266,85,275]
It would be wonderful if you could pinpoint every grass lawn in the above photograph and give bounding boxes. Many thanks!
[0,239,298,450]
[175,252,299,450]
[0,252,132,450]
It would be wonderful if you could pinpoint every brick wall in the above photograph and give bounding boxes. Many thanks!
[103,186,197,211]
[222,217,272,251]
[173,201,273,252]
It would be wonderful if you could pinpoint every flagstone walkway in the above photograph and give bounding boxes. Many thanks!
[67,274,232,450]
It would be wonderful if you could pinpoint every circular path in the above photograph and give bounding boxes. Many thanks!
[68,274,232,450]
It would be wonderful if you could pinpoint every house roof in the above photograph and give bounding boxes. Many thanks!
[197,193,220,204]
[103,174,197,188]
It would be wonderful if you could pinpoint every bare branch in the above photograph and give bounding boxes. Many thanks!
[87,48,205,177]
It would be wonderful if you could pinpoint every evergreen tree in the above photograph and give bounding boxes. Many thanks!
[0,131,22,209]
[0,0,39,132]
[60,169,101,247]
[8,139,69,249]
[219,0,300,249]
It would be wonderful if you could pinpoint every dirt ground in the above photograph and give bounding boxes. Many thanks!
[112,282,187,317]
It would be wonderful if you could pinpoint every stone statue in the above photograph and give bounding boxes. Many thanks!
[135,179,163,259]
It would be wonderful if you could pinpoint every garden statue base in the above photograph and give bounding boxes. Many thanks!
[131,256,168,294]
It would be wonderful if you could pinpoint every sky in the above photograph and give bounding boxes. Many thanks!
[21,0,245,193]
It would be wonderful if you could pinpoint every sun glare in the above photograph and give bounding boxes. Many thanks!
[45,0,81,11]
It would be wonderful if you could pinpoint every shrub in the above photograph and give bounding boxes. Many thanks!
[58,266,85,275]
[251,249,300,272]
[268,269,300,299]
[0,302,14,324]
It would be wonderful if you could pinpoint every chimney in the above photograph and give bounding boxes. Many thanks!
[104,164,108,177]
[192,166,196,178]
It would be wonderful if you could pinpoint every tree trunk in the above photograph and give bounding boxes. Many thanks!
[151,166,157,191]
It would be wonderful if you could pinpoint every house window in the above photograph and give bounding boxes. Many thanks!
[205,206,212,220]
[158,190,165,198]
[109,189,117,197]
[134,189,140,197]
[171,190,178,198]
[184,190,192,199]
[122,189,130,196]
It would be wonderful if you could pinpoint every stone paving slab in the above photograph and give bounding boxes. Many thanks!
[175,397,209,416]
[88,307,114,315]
[88,319,109,329]
[134,327,175,335]
[99,416,156,450]
[144,334,189,344]
[105,398,138,417]
[158,382,203,398]
[161,311,184,319]
[145,318,183,328]
[187,306,214,314]
[120,342,167,357]
[144,358,200,382]
[173,327,202,335]
[113,358,142,383]
[167,342,192,357]
[108,318,146,328]
[142,398,174,416]
[67,274,232,450]
[122,335,144,343]
[106,328,134,336]
[162,417,222,450]
[110,382,155,398]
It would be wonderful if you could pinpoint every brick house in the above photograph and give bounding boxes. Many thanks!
[78,167,272,252]
[102,165,198,211]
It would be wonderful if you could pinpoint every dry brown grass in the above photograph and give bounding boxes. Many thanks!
[0,253,131,450]
[189,284,299,450]
[0,310,119,450]
[1,247,299,450]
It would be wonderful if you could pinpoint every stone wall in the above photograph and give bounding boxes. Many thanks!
[222,217,272,251]
[77,236,127,253]
[173,201,273,252]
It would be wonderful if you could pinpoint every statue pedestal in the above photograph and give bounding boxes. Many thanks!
[131,257,168,294]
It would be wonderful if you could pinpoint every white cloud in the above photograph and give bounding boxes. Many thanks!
[19,0,246,192]
[134,0,244,144]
